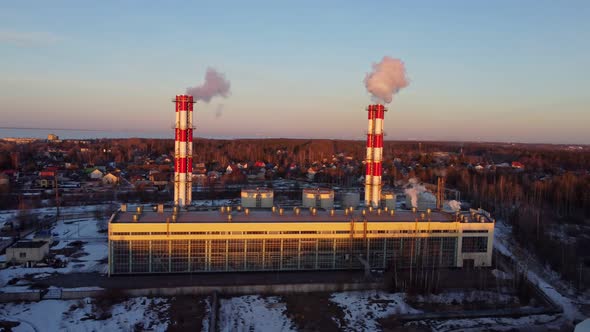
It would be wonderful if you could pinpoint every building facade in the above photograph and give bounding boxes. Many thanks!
[108,207,494,275]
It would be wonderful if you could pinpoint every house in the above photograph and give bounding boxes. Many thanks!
[307,167,317,180]
[511,161,525,169]
[39,170,56,178]
[1,169,19,181]
[149,172,169,187]
[89,169,104,180]
[6,241,50,267]
[102,173,119,185]
[225,165,234,174]
[0,174,9,187]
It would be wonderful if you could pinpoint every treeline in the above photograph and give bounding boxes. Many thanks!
[2,138,588,172]
[446,167,590,290]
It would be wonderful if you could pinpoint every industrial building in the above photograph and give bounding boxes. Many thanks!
[108,206,494,275]
[106,97,496,275]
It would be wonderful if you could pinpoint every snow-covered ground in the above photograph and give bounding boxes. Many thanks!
[1,206,108,288]
[330,291,421,331]
[494,219,586,323]
[417,314,562,332]
[0,296,169,332]
[218,295,296,332]
[411,290,518,306]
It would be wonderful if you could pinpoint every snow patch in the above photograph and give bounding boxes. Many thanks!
[330,291,421,331]
[218,295,296,332]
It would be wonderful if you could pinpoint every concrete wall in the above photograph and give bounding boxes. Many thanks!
[124,282,382,297]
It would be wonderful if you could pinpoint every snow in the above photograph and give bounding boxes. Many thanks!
[0,208,108,287]
[575,318,590,332]
[218,295,296,332]
[419,313,562,332]
[491,269,514,280]
[412,290,517,306]
[494,219,585,322]
[0,297,169,332]
[330,291,421,331]
[201,296,211,332]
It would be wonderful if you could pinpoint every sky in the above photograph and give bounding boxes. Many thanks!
[0,1,589,144]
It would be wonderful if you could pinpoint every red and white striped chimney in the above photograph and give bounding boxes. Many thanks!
[173,95,194,207]
[364,104,386,208]
[365,105,376,207]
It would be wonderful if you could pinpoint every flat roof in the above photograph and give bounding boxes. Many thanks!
[113,209,493,224]
[11,241,47,248]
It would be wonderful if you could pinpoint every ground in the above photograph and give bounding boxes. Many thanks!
[0,296,170,332]
[0,206,587,331]
[0,205,109,290]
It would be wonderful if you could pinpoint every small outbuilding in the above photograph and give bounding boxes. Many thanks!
[6,241,50,267]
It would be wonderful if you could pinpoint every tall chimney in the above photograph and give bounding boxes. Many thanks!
[364,105,375,207]
[364,104,386,208]
[371,104,385,208]
[173,95,194,207]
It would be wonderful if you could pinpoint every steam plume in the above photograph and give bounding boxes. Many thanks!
[187,68,231,103]
[447,200,461,212]
[404,178,427,208]
[364,56,409,103]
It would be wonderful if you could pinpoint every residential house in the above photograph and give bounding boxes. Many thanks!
[102,173,119,185]
[89,169,104,180]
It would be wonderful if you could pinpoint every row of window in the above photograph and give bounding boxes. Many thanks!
[111,229,470,236]
[110,237,460,274]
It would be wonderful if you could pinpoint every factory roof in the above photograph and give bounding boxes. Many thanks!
[112,208,494,224]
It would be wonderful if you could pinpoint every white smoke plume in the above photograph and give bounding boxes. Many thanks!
[364,56,409,104]
[404,178,427,208]
[187,68,231,103]
[448,200,461,212]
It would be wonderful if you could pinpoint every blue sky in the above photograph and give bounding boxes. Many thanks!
[1,1,589,143]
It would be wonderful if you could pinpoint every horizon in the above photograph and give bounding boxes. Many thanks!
[1,1,589,144]
[1,127,588,147]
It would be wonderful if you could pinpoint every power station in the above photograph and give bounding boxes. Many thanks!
[107,96,495,275]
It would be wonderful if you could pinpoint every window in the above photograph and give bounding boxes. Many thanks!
[462,237,488,253]
[463,230,488,233]
[19,252,26,258]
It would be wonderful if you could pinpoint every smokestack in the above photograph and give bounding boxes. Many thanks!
[364,104,386,208]
[365,105,375,207]
[363,56,408,208]
[173,95,194,207]
[371,104,385,208]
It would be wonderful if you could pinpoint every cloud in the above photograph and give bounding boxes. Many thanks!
[0,30,61,46]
